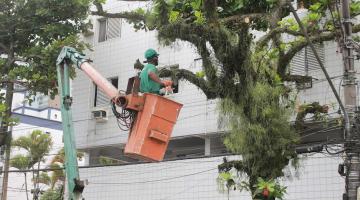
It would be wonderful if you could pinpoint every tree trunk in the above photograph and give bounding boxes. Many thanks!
[24,172,29,200]
[60,184,64,200]
[1,82,14,200]
[34,161,41,200]
[32,167,35,200]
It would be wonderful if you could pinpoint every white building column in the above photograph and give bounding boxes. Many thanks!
[205,136,211,156]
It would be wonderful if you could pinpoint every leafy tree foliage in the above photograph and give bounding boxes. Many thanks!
[92,0,360,197]
[30,147,83,199]
[11,130,53,200]
[39,186,63,200]
[10,154,31,200]
[0,2,91,197]
[47,148,83,189]
[11,133,83,199]
[0,0,91,98]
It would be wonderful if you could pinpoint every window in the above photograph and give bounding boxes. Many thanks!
[290,43,324,76]
[94,77,118,107]
[98,19,107,42]
[98,18,122,42]
[290,43,325,89]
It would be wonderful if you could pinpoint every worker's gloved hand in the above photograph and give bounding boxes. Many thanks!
[165,86,173,92]
[162,80,173,87]
[164,86,173,95]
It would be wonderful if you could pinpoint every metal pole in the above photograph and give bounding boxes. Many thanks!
[288,4,357,199]
[287,4,350,135]
[340,0,359,199]
[1,82,14,200]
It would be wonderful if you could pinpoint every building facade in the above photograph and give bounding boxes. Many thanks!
[72,0,359,199]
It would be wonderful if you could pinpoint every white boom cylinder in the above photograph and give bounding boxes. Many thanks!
[80,62,119,100]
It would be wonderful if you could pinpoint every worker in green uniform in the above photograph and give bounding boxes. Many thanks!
[140,48,172,94]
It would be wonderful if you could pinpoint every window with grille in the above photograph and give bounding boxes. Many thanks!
[289,43,325,89]
[98,18,122,42]
[94,77,118,107]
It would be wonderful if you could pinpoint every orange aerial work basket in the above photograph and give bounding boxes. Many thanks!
[124,93,183,161]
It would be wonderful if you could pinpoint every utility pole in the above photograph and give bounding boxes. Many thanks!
[340,0,360,199]
[1,82,14,200]
[288,1,358,198]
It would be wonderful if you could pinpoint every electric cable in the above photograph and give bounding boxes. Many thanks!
[89,167,217,185]
[111,101,135,131]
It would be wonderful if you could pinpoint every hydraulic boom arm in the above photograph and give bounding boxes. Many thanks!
[56,46,182,200]
[56,47,126,200]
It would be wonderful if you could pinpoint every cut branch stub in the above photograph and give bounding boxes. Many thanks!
[158,68,217,99]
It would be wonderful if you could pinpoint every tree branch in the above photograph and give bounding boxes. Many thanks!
[158,68,217,99]
[203,0,218,24]
[0,79,30,91]
[158,22,236,57]
[158,22,239,89]
[197,40,218,88]
[221,13,266,24]
[0,43,9,54]
[278,31,336,76]
[271,21,360,76]
[256,27,303,49]
[91,1,145,21]
[14,57,27,63]
[267,0,287,66]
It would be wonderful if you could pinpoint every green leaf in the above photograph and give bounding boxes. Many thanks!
[190,0,202,10]
[135,8,145,15]
[0,104,6,112]
[350,1,360,15]
[194,10,205,24]
[308,13,321,21]
[233,0,244,11]
[219,172,232,181]
[12,130,53,166]
[169,11,180,23]
[196,71,205,78]
[289,24,299,31]
[40,187,63,200]
[309,2,322,11]
[10,155,31,170]
[33,172,51,185]
[94,0,106,4]
[279,43,287,51]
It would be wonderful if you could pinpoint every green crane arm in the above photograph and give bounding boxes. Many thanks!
[56,46,128,200]
[56,47,87,200]
[56,46,87,68]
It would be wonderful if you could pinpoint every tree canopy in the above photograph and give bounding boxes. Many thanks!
[0,2,91,197]
[0,0,91,105]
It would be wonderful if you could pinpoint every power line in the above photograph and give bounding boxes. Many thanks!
[2,153,233,174]
[89,167,217,185]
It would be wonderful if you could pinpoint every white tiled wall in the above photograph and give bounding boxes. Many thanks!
[296,41,360,117]
[80,154,344,200]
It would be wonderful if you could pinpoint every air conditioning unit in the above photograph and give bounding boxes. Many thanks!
[92,109,108,122]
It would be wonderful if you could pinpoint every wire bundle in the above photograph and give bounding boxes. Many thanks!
[111,102,135,131]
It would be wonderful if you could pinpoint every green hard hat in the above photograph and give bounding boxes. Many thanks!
[144,48,159,59]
